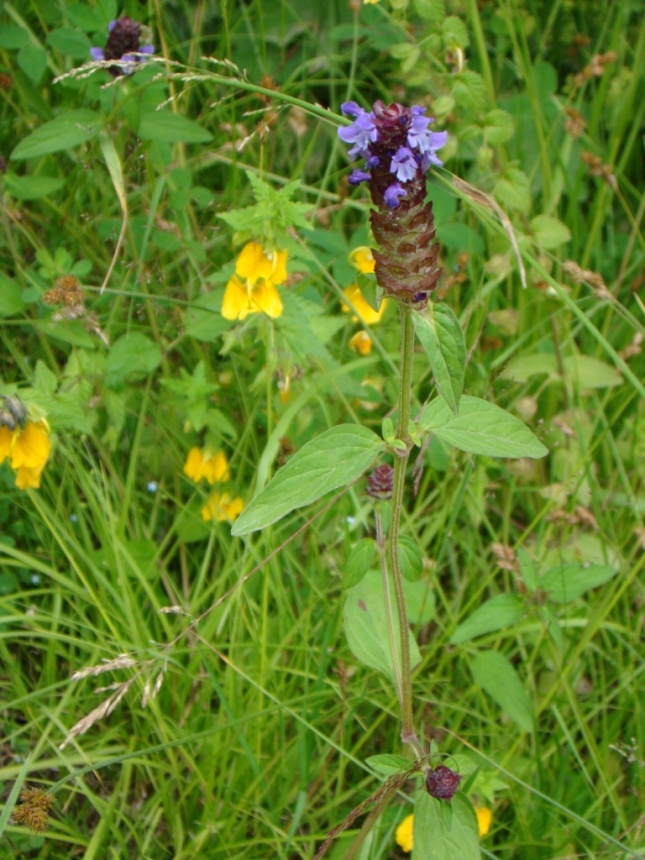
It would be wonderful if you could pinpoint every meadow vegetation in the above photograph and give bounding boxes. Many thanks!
[0,0,643,858]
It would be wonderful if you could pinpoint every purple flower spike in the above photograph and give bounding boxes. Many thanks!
[390,146,418,183]
[89,16,154,77]
[338,110,378,160]
[383,182,407,209]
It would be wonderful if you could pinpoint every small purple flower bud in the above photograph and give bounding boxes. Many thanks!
[89,16,154,77]
[383,182,407,209]
[390,146,418,183]
[366,155,381,168]
[348,169,371,185]
[366,463,394,500]
[425,765,462,801]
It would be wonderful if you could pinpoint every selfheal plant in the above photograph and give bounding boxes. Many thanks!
[90,17,154,76]
[338,101,448,308]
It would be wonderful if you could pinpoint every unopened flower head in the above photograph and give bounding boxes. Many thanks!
[337,101,448,308]
[90,17,154,76]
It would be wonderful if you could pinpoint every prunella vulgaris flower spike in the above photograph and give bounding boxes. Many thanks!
[337,101,448,309]
[90,17,154,76]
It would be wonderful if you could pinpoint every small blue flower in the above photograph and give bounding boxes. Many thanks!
[338,102,377,160]
[384,183,407,209]
[390,146,418,183]
[348,169,372,185]
[147,481,159,493]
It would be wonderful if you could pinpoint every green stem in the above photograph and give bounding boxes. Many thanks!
[389,306,423,758]
[375,512,403,704]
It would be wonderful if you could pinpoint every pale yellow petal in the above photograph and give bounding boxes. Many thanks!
[349,330,373,355]
[10,422,51,470]
[268,248,288,285]
[15,465,44,490]
[395,814,414,853]
[201,492,244,523]
[251,280,283,319]
[349,246,375,273]
[342,285,386,325]
[203,450,230,484]
[236,241,273,282]
[183,447,205,482]
[476,806,493,837]
[221,275,253,321]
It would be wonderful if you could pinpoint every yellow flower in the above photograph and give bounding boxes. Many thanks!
[201,492,244,523]
[363,0,380,4]
[183,448,230,485]
[349,330,373,356]
[396,806,493,851]
[349,246,375,274]
[0,421,51,490]
[395,814,414,853]
[221,241,287,320]
[475,806,493,836]
[342,285,386,325]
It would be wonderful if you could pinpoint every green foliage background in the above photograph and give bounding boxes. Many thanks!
[0,0,643,857]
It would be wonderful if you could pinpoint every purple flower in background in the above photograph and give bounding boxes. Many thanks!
[337,102,378,159]
[90,17,154,76]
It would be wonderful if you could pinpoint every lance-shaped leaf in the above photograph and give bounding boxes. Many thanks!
[412,305,465,414]
[472,650,534,732]
[418,395,547,459]
[413,792,481,860]
[231,425,383,536]
[11,110,103,160]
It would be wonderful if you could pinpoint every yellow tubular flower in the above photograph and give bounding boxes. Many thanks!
[349,330,373,356]
[349,245,375,274]
[221,242,287,321]
[475,806,493,836]
[183,447,206,482]
[395,814,414,853]
[201,492,244,523]
[202,450,230,485]
[342,285,386,325]
[0,421,51,490]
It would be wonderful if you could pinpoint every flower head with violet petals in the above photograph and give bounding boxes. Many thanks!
[337,100,448,309]
[90,17,154,76]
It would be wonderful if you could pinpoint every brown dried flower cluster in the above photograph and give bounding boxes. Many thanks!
[563,107,586,139]
[10,787,55,833]
[581,151,617,189]
[572,51,617,90]
[562,260,612,299]
[43,275,85,309]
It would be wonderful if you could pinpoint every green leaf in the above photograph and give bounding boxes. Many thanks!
[562,355,622,389]
[17,45,48,83]
[356,272,382,314]
[0,26,29,49]
[4,173,65,200]
[34,319,97,349]
[494,165,532,214]
[498,353,558,382]
[46,27,91,59]
[471,650,534,732]
[404,578,436,625]
[0,275,25,317]
[413,0,445,22]
[530,215,571,250]
[442,16,469,49]
[483,109,514,145]
[451,70,487,112]
[344,538,377,589]
[540,563,617,603]
[418,395,548,459]
[138,111,213,144]
[11,110,103,160]
[450,594,525,644]
[517,548,538,593]
[399,535,424,583]
[365,754,411,776]
[231,425,383,536]
[104,333,162,389]
[413,792,480,860]
[412,305,465,414]
[343,570,421,683]
[184,293,233,342]
[66,4,102,30]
